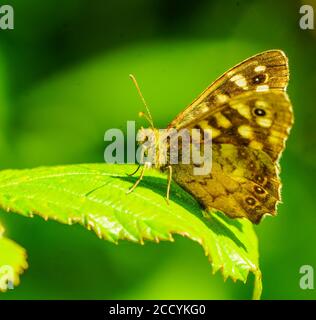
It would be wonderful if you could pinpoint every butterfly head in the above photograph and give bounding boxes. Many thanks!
[130,74,168,168]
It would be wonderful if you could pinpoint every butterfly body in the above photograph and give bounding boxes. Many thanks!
[136,50,293,224]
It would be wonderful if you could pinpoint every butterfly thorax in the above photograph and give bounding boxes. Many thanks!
[137,127,171,170]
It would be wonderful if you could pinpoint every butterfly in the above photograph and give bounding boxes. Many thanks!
[128,50,294,224]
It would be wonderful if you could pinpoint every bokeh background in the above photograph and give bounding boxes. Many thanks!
[0,0,315,299]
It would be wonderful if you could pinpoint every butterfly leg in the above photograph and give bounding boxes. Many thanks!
[127,164,141,177]
[166,165,172,205]
[126,162,150,194]
[85,183,107,197]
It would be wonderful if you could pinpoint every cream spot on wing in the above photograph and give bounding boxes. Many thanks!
[231,103,251,119]
[256,85,269,92]
[256,117,272,128]
[238,125,253,139]
[230,74,243,82]
[220,144,236,158]
[216,94,229,104]
[270,129,284,138]
[254,65,266,72]
[249,141,263,150]
[199,102,209,113]
[235,78,248,89]
[230,74,248,89]
[268,135,280,145]
[210,127,221,139]
[214,113,232,128]
[255,100,269,108]
[198,120,211,130]
[232,167,245,178]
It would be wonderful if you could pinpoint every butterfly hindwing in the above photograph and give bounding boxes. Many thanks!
[171,144,280,224]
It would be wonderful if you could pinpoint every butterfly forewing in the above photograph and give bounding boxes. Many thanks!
[192,91,293,162]
[168,50,289,132]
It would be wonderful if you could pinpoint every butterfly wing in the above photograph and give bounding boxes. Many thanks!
[191,91,293,162]
[168,50,289,134]
[172,144,280,224]
[169,50,293,223]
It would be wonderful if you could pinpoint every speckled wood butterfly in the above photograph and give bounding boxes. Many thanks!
[129,50,293,224]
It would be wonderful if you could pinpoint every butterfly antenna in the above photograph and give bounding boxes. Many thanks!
[129,74,155,128]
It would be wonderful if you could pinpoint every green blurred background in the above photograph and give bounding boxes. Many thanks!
[0,0,315,299]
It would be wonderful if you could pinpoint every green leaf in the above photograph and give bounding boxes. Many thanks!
[0,222,28,292]
[0,164,262,299]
